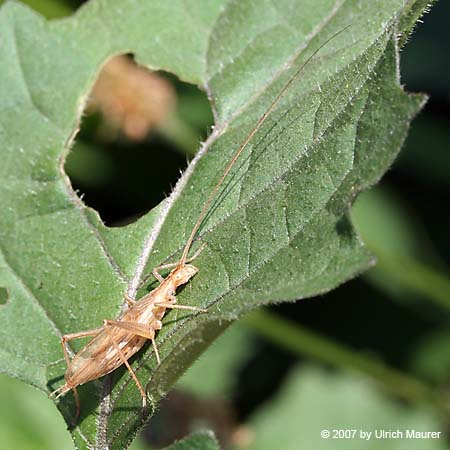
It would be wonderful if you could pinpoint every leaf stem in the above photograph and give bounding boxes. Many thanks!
[368,253,450,311]
[243,309,449,411]
[158,112,201,157]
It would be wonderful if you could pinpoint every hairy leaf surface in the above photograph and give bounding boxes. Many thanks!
[0,0,428,448]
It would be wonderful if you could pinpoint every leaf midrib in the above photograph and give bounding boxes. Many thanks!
[204,0,344,118]
[150,35,386,283]
[103,43,380,442]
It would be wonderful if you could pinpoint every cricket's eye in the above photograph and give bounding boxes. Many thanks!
[64,53,213,227]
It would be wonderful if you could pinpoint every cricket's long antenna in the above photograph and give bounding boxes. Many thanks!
[179,25,350,266]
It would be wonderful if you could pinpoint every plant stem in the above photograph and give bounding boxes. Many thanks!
[17,0,72,18]
[371,253,450,311]
[243,309,449,411]
[158,112,201,157]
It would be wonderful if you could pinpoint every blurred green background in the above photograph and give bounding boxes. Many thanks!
[0,1,449,449]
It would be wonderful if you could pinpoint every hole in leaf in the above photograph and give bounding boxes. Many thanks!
[65,54,213,226]
[0,287,9,305]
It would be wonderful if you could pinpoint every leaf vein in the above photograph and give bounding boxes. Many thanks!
[0,247,64,340]
[10,20,62,132]
[60,176,128,284]
[210,0,345,130]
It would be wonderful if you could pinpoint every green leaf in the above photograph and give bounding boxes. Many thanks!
[244,310,440,406]
[0,374,73,450]
[399,115,450,188]
[352,186,450,309]
[0,0,429,448]
[397,0,437,48]
[178,323,254,399]
[245,365,448,450]
[162,433,220,450]
[411,328,450,384]
[0,0,72,19]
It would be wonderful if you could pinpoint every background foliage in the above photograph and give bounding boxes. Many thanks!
[0,0,449,449]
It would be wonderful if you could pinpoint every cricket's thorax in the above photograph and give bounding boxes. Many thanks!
[134,263,198,315]
[65,263,198,387]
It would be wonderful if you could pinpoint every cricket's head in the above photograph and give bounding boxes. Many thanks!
[170,263,198,287]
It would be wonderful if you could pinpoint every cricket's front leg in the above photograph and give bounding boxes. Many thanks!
[137,243,206,289]
[138,262,175,289]
[153,296,207,313]
[124,294,136,307]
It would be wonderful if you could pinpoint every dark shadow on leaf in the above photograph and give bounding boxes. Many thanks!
[0,286,9,305]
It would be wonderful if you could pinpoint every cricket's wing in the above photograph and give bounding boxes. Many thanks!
[65,329,147,387]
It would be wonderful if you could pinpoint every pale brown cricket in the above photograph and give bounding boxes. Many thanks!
[50,27,348,421]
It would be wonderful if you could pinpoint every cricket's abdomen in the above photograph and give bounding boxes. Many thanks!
[65,330,147,387]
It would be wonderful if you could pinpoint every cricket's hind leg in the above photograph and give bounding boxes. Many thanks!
[103,319,163,410]
[50,382,71,399]
[61,327,104,366]
[104,319,162,364]
[56,326,104,422]
[50,382,80,425]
